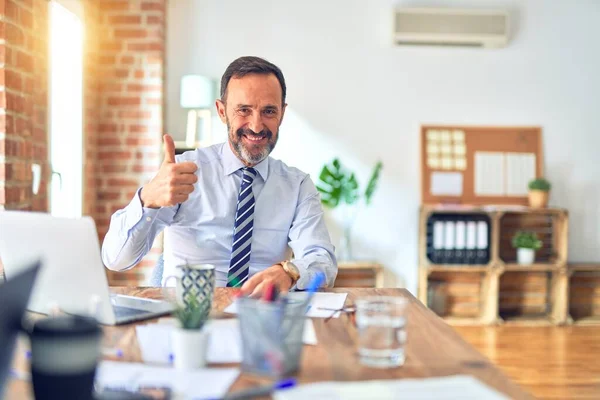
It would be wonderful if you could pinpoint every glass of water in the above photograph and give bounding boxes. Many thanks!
[355,296,407,368]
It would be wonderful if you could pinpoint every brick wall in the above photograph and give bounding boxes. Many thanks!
[0,0,49,281]
[0,0,167,285]
[83,1,100,218]
[89,0,166,285]
[0,0,49,211]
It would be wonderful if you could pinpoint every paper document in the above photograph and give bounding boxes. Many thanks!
[430,171,463,196]
[475,152,505,196]
[95,361,239,400]
[273,375,509,400]
[224,292,348,318]
[506,152,536,196]
[136,319,317,365]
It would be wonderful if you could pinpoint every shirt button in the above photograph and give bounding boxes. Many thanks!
[146,217,152,222]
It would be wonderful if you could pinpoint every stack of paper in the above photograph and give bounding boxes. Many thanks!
[95,361,239,399]
[224,292,348,318]
[136,318,317,365]
[273,375,509,400]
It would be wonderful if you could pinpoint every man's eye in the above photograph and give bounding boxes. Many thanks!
[238,108,250,115]
[263,109,276,116]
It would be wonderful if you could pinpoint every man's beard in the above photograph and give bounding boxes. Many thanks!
[228,121,278,166]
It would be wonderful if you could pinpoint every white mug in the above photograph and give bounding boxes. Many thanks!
[163,264,215,310]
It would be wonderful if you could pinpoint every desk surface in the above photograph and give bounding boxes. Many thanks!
[7,287,530,399]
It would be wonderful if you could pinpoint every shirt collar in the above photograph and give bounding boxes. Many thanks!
[221,142,269,181]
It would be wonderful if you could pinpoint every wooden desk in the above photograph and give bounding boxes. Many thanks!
[7,288,530,399]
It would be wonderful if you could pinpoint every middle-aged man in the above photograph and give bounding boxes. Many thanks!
[102,56,337,297]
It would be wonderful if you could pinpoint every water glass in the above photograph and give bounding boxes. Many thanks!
[355,296,407,368]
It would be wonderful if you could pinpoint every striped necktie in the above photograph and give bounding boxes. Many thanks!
[227,167,257,287]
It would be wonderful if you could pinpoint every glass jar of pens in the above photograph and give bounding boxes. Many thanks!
[237,272,325,377]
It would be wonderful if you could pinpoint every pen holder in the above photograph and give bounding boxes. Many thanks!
[237,295,307,377]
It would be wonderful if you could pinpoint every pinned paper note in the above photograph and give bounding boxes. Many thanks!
[506,152,536,196]
[430,172,463,196]
[475,152,505,196]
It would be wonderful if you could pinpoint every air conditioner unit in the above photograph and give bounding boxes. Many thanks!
[394,8,509,48]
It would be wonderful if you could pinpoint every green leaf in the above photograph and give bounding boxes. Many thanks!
[511,231,543,250]
[343,173,359,205]
[528,178,551,191]
[172,295,210,330]
[364,161,383,205]
[316,158,355,209]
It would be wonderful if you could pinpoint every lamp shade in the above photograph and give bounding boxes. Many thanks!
[180,75,215,109]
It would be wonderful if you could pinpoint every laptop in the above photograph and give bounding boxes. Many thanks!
[0,261,39,397]
[0,211,174,325]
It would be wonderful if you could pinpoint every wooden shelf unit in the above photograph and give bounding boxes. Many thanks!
[569,263,600,325]
[335,261,384,288]
[418,205,569,325]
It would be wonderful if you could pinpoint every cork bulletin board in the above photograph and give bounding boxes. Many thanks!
[421,125,543,205]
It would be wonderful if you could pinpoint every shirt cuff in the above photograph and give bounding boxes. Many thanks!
[291,258,315,291]
[124,187,162,233]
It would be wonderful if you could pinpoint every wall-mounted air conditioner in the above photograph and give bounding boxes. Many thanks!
[394,8,509,48]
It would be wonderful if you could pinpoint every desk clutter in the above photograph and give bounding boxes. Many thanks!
[3,267,515,399]
[136,318,317,365]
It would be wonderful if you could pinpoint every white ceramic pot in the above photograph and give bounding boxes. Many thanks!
[171,327,209,370]
[517,248,535,265]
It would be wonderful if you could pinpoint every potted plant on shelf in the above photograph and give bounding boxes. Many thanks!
[171,296,210,370]
[528,178,551,208]
[511,231,543,265]
[316,158,383,260]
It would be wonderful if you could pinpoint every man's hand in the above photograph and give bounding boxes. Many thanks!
[240,264,293,298]
[140,134,198,209]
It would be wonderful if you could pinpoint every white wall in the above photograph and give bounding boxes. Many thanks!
[167,0,600,293]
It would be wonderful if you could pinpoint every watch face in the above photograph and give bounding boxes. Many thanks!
[287,262,298,272]
[285,262,300,279]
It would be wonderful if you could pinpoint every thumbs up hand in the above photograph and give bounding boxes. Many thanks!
[140,134,198,209]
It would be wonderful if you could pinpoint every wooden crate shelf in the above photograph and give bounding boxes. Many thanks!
[426,265,490,273]
[500,263,564,272]
[569,264,600,325]
[426,271,484,320]
[335,261,384,288]
[499,271,551,324]
[419,205,569,326]
[498,210,568,265]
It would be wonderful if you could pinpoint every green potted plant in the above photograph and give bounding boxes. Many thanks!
[528,178,551,208]
[171,296,210,369]
[511,231,542,265]
[316,158,383,260]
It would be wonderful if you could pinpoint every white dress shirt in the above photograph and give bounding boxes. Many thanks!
[101,142,338,289]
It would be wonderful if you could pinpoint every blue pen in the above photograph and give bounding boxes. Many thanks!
[303,271,325,313]
[221,378,297,400]
[306,271,326,293]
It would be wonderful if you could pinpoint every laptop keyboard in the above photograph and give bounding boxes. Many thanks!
[113,306,151,320]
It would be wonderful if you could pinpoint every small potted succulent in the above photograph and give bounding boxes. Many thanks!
[528,178,551,208]
[511,231,543,265]
[171,296,210,369]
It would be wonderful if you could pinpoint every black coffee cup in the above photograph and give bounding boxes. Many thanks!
[30,315,101,400]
